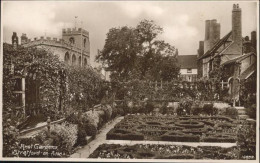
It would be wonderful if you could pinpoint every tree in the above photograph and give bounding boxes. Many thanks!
[96,19,179,82]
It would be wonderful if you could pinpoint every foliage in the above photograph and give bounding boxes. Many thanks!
[84,123,97,137]
[246,104,256,119]
[225,107,238,119]
[50,122,78,154]
[202,103,216,115]
[190,101,203,115]
[2,121,20,157]
[177,97,193,115]
[238,122,256,159]
[66,66,105,113]
[96,19,179,82]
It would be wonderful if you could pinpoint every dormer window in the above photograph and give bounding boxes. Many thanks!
[69,37,75,44]
[187,68,192,73]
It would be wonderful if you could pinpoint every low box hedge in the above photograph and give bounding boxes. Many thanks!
[202,137,236,143]
[106,129,144,140]
[160,134,200,142]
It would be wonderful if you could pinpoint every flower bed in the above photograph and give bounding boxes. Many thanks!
[107,114,238,142]
[89,144,239,159]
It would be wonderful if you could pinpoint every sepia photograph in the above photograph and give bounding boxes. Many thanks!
[0,0,258,162]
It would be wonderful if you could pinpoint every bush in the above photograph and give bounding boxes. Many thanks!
[65,113,80,124]
[106,129,144,140]
[225,107,238,119]
[50,122,77,154]
[178,97,193,115]
[246,104,256,119]
[191,104,202,115]
[76,123,87,146]
[85,123,97,137]
[144,102,155,113]
[202,103,215,115]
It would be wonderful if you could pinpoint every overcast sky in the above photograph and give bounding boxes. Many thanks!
[2,1,257,67]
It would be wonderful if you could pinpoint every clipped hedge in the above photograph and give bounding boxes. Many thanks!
[202,137,236,143]
[161,132,200,142]
[175,120,204,128]
[106,129,144,140]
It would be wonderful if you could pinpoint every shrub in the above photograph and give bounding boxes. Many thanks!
[225,107,238,119]
[65,113,80,124]
[85,123,97,137]
[76,123,87,146]
[106,129,144,140]
[246,104,256,119]
[202,103,215,115]
[50,122,77,154]
[191,104,202,115]
[179,97,193,115]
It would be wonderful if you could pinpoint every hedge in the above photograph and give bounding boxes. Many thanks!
[106,129,144,140]
[202,137,236,143]
[160,132,200,142]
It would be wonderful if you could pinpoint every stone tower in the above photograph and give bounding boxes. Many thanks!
[12,32,18,49]
[204,19,221,53]
[62,28,90,66]
[232,4,242,55]
[21,33,28,45]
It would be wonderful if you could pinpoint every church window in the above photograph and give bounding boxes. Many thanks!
[72,54,76,65]
[69,37,75,44]
[65,52,70,64]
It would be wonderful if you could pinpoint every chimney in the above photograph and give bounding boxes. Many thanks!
[232,4,242,54]
[12,32,18,49]
[205,20,210,40]
[204,19,220,53]
[198,41,204,57]
[21,33,28,45]
[251,31,256,50]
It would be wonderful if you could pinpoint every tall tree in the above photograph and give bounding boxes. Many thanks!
[96,19,179,82]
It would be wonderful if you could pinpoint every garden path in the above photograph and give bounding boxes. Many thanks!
[106,140,237,148]
[70,116,124,158]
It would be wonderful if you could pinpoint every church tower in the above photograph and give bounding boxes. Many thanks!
[12,32,19,49]
[62,28,90,66]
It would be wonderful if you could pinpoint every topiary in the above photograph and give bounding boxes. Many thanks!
[85,123,97,137]
[225,107,238,119]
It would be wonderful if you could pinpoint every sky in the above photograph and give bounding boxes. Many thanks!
[2,1,257,67]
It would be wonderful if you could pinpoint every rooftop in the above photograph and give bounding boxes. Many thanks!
[178,55,198,69]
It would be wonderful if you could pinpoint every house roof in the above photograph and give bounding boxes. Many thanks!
[178,55,198,69]
[239,63,256,80]
[198,31,232,60]
[221,52,256,66]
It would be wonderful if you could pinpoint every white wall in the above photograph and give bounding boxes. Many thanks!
[180,68,198,75]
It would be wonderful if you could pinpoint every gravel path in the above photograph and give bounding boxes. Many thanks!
[70,116,124,158]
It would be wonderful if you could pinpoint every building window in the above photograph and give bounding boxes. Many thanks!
[84,38,86,47]
[187,69,192,73]
[72,54,76,65]
[64,52,70,63]
[78,56,82,66]
[84,58,87,66]
[69,37,75,44]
